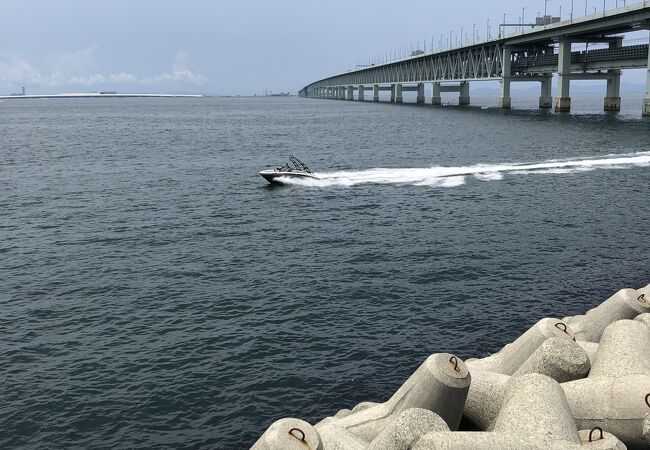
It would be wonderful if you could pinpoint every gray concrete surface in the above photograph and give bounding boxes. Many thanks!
[589,319,650,378]
[562,374,650,448]
[467,318,574,375]
[462,367,509,430]
[513,337,591,383]
[251,418,323,450]
[367,408,449,450]
[493,373,580,443]
[316,422,368,450]
[572,288,650,342]
[333,353,470,440]
[578,428,627,449]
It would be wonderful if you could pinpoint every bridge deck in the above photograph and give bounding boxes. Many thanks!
[301,4,650,91]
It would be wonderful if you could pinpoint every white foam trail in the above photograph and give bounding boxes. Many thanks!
[277,151,650,188]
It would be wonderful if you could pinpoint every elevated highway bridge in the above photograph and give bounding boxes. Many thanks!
[299,3,650,115]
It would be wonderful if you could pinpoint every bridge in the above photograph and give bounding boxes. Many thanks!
[299,3,650,115]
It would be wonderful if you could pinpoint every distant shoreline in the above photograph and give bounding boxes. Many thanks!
[0,93,204,100]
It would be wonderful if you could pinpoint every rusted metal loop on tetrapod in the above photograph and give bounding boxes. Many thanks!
[554,322,569,334]
[645,393,650,408]
[289,427,306,443]
[588,426,604,442]
[638,293,647,304]
[449,356,461,372]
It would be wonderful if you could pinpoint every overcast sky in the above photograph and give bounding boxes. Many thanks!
[0,0,647,95]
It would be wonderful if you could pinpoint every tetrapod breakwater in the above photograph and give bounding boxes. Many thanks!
[252,284,650,449]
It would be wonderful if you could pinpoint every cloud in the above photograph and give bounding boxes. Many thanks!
[109,72,138,83]
[0,48,206,91]
[142,52,206,84]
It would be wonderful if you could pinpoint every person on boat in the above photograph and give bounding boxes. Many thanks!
[281,162,291,172]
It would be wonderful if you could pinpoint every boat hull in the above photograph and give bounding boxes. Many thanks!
[259,170,319,184]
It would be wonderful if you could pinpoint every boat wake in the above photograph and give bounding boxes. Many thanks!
[276,151,650,188]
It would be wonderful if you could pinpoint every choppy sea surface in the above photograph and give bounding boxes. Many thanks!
[2,95,649,448]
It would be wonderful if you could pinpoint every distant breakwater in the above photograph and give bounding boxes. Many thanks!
[0,93,204,100]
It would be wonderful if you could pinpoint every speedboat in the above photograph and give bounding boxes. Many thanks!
[259,156,319,184]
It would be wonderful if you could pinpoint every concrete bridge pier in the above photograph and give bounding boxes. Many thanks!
[358,85,365,101]
[499,47,512,109]
[347,86,354,101]
[604,39,623,112]
[416,83,425,104]
[643,34,650,117]
[390,85,396,103]
[604,70,622,112]
[373,85,380,102]
[499,79,512,109]
[459,82,470,106]
[395,84,403,103]
[555,40,572,112]
[539,75,553,109]
[431,83,442,106]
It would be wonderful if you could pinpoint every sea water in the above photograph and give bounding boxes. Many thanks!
[1,96,649,448]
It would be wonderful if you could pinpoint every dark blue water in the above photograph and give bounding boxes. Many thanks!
[2,96,649,449]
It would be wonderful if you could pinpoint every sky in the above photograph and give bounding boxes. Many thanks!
[0,0,647,95]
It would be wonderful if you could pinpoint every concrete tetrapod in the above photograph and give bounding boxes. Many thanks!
[467,317,575,375]
[589,319,650,378]
[512,336,591,383]
[411,431,585,449]
[570,288,650,342]
[578,428,627,450]
[415,373,603,449]
[562,374,650,449]
[576,340,600,365]
[367,408,449,450]
[332,353,470,441]
[351,402,379,414]
[251,418,323,450]
[463,371,650,446]
[334,408,351,419]
[492,373,581,443]
[315,420,368,450]
[461,367,509,430]
[635,312,650,329]
[411,431,628,449]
